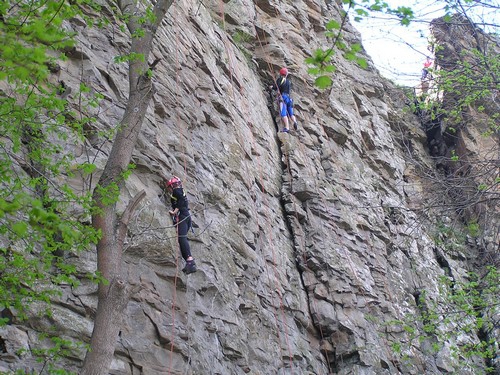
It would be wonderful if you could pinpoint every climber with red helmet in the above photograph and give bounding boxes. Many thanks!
[165,176,196,274]
[269,67,298,133]
[421,57,433,80]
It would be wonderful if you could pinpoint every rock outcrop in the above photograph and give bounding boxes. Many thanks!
[0,1,497,374]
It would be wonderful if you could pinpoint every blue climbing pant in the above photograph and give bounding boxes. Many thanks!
[279,94,294,117]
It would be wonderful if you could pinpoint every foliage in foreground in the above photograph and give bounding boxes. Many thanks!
[0,0,102,369]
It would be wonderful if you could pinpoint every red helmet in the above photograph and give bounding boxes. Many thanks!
[279,67,288,76]
[166,176,181,188]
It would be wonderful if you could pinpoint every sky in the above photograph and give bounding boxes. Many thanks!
[349,0,499,87]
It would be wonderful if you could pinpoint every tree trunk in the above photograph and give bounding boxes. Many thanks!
[81,0,173,373]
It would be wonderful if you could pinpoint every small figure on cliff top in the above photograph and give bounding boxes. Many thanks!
[269,67,298,133]
[421,57,433,80]
[165,176,197,274]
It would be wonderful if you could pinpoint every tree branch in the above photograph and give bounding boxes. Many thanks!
[117,189,146,245]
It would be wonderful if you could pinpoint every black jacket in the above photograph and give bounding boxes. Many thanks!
[271,75,292,96]
[170,187,190,216]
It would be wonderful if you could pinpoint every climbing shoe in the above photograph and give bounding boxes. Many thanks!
[183,260,197,274]
[293,122,298,131]
[281,128,289,133]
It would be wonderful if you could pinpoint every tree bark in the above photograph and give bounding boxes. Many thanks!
[81,0,173,373]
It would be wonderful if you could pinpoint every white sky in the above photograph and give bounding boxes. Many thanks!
[350,0,499,87]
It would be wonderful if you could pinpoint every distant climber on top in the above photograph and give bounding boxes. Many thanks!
[421,57,433,80]
[269,67,298,133]
[165,176,197,274]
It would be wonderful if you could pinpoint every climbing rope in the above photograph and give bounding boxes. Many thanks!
[281,100,333,373]
[263,2,335,373]
[253,1,390,371]
[168,2,187,373]
[216,0,296,371]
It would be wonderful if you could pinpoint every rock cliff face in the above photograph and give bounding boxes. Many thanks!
[0,1,497,374]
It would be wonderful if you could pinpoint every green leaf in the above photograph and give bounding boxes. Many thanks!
[79,162,97,175]
[344,51,355,61]
[477,183,488,191]
[305,57,316,65]
[325,20,340,30]
[12,221,28,236]
[350,43,362,53]
[315,75,333,89]
[355,8,369,17]
[356,57,368,69]
[324,65,336,73]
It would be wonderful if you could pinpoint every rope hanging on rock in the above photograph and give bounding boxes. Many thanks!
[254,2,333,372]
[168,2,183,374]
[238,0,298,370]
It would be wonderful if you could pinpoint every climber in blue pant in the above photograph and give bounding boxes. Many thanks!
[269,67,298,133]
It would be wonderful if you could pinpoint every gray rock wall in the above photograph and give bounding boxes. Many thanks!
[0,0,494,374]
